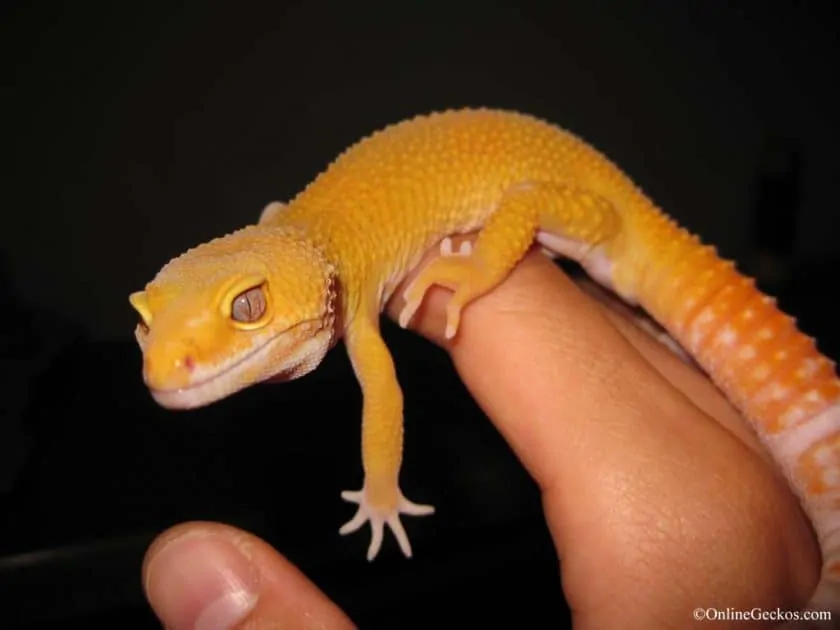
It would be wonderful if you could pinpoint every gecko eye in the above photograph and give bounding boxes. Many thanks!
[231,286,266,323]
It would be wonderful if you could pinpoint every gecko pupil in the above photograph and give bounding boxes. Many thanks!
[232,287,266,322]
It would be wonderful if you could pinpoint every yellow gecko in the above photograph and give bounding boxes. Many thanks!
[129,108,839,617]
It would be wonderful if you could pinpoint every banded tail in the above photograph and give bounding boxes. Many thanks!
[629,206,840,617]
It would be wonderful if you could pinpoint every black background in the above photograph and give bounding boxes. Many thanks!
[2,1,838,628]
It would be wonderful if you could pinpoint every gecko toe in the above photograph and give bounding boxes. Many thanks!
[341,489,363,502]
[367,518,385,561]
[339,507,368,535]
[399,496,435,516]
[397,300,420,329]
[386,514,412,558]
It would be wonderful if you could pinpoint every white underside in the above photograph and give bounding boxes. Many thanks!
[535,230,620,295]
[767,404,840,537]
[768,403,840,469]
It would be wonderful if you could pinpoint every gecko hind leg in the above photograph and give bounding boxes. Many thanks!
[399,181,622,339]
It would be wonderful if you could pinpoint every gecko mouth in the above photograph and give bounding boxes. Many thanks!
[148,321,324,410]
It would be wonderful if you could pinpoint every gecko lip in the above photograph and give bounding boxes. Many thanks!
[148,320,322,410]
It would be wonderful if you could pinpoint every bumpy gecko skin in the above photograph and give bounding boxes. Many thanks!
[130,109,839,615]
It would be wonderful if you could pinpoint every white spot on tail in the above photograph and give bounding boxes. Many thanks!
[823,464,840,488]
[797,358,822,380]
[813,444,835,466]
[779,405,808,429]
[752,364,771,381]
[806,390,825,404]
[772,385,791,401]
[757,383,793,404]
[767,403,839,472]
[714,325,738,347]
[688,307,716,352]
[738,345,757,360]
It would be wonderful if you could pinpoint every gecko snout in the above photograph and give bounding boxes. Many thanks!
[142,340,198,390]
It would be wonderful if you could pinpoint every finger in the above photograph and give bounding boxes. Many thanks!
[572,276,776,462]
[143,521,355,630]
[386,238,820,624]
[386,237,764,461]
[390,245,741,489]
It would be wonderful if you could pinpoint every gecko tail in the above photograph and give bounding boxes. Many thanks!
[622,206,840,617]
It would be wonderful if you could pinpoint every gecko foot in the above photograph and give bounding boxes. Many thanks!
[398,236,479,337]
[339,487,435,560]
[400,252,499,339]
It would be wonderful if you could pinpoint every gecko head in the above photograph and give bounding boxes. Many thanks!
[128,225,338,410]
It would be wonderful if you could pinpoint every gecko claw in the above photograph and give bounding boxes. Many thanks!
[439,237,473,257]
[340,486,435,560]
[398,300,420,329]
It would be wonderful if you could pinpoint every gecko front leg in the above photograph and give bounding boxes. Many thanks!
[339,313,435,560]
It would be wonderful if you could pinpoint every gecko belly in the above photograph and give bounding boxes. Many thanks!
[536,230,635,304]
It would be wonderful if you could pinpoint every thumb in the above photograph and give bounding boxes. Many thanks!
[143,522,355,630]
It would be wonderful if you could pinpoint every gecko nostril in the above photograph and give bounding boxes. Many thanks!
[184,355,195,372]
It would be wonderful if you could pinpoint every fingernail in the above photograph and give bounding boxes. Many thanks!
[145,532,259,630]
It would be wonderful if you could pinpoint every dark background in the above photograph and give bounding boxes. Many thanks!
[2,1,838,628]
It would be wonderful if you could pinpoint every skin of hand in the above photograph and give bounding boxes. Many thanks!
[141,237,821,630]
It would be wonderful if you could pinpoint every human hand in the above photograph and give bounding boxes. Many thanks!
[142,240,820,629]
